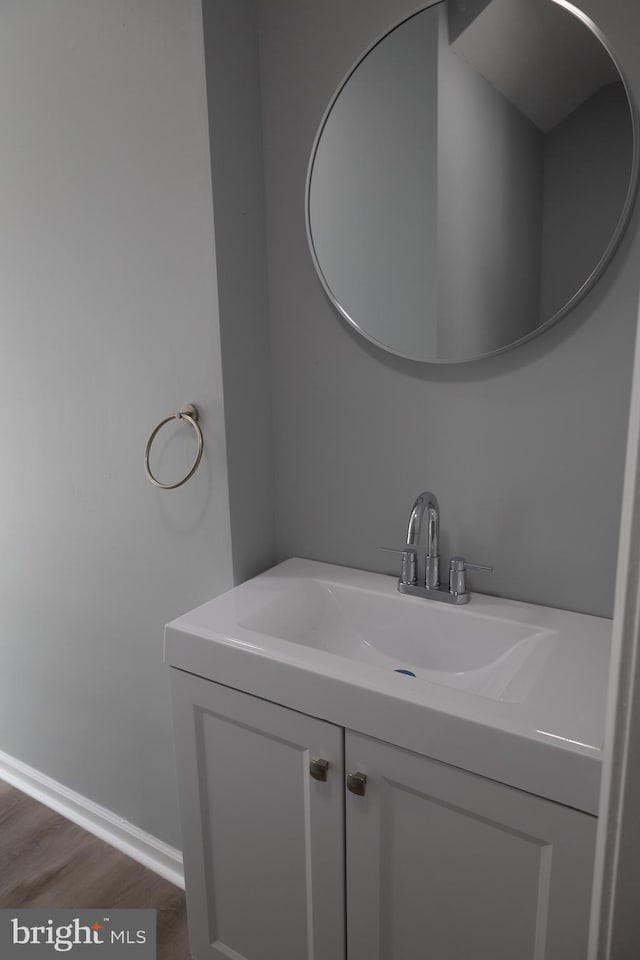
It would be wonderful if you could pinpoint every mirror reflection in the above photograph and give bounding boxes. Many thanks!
[307,0,637,363]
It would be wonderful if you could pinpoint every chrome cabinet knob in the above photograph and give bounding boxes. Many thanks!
[309,758,329,782]
[347,771,367,796]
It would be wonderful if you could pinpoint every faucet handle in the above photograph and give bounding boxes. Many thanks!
[449,557,493,597]
[381,546,418,586]
[449,557,493,573]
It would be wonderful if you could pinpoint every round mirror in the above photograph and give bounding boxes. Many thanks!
[306,0,638,363]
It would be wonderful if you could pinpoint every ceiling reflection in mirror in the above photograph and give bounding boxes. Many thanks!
[306,0,638,363]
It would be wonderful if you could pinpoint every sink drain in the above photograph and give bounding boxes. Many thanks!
[394,668,416,677]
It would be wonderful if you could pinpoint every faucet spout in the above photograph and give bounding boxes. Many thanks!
[406,491,440,588]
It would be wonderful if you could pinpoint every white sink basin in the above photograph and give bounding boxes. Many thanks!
[165,558,611,815]
[238,577,555,700]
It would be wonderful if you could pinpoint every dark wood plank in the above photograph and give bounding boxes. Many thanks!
[0,781,190,960]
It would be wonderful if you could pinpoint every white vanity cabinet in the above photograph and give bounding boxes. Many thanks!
[345,731,596,960]
[170,669,596,960]
[170,669,345,960]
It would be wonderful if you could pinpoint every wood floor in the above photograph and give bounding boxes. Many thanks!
[0,779,190,959]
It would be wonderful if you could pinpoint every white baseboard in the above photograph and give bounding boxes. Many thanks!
[0,748,184,890]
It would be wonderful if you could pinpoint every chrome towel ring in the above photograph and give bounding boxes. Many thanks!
[144,403,203,490]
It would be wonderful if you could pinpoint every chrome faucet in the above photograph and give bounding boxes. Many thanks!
[406,491,441,589]
[387,490,493,605]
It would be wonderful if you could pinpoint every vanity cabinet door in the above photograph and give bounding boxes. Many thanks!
[170,669,345,960]
[345,731,596,960]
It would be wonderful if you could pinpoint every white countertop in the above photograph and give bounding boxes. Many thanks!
[165,558,611,815]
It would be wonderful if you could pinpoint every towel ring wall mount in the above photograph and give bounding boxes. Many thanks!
[144,403,204,490]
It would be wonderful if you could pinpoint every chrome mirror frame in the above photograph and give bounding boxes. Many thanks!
[305,0,640,364]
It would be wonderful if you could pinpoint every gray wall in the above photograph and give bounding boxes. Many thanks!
[540,81,634,319]
[309,9,440,358]
[438,9,543,357]
[0,0,235,846]
[448,0,492,43]
[258,0,640,618]
[202,0,276,582]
